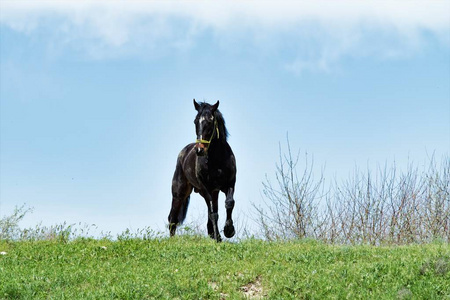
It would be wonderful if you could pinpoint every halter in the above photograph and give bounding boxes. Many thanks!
[196,119,219,149]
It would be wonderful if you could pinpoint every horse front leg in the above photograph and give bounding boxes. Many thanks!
[224,187,236,238]
[204,191,222,242]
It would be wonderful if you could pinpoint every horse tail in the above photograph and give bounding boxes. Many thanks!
[178,195,190,224]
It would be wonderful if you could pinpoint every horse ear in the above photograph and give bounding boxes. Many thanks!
[193,99,200,111]
[211,100,219,113]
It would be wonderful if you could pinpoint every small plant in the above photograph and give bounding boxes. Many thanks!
[0,205,102,242]
[0,204,33,240]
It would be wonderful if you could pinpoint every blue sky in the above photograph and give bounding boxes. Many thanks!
[1,1,449,237]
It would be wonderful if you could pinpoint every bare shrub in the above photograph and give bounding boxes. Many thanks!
[255,139,449,244]
[422,155,450,241]
[253,139,326,241]
[327,155,450,245]
[326,162,429,244]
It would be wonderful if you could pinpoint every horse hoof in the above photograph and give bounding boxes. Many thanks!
[209,233,222,242]
[224,221,235,238]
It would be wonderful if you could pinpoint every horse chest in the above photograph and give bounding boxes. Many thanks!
[195,159,224,188]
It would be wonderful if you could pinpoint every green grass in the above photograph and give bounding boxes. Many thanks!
[0,237,449,299]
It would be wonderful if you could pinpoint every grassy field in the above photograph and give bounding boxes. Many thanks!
[0,236,449,299]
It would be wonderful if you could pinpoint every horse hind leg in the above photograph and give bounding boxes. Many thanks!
[224,187,236,238]
[168,174,192,236]
[168,195,190,236]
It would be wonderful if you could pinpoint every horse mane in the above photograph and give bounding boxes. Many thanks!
[197,102,229,141]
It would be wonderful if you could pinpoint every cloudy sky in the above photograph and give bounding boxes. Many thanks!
[1,1,449,237]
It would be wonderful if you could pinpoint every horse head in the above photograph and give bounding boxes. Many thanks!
[193,99,220,156]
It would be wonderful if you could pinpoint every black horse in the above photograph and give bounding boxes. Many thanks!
[168,99,236,242]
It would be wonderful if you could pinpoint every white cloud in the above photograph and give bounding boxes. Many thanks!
[1,1,449,70]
